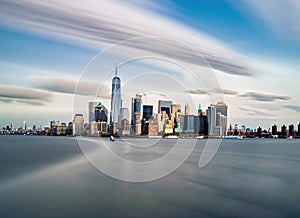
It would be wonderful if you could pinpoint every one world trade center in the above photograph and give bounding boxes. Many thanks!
[110,65,122,127]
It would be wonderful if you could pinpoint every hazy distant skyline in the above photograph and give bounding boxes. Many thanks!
[0,0,299,129]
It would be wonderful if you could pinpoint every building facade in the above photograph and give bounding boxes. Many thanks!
[110,68,122,125]
[73,114,84,136]
[158,100,172,119]
[88,102,98,123]
[208,105,216,136]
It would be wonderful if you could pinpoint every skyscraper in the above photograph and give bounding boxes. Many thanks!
[119,108,130,122]
[143,105,153,121]
[23,121,27,131]
[88,102,98,123]
[216,112,227,136]
[257,126,262,138]
[208,105,216,136]
[197,104,202,115]
[272,124,278,135]
[171,104,178,116]
[171,103,181,123]
[215,101,228,136]
[281,125,287,138]
[131,94,142,133]
[215,101,228,116]
[158,100,172,119]
[289,124,295,137]
[198,113,208,135]
[73,114,84,136]
[95,102,108,122]
[110,66,122,125]
[185,103,190,115]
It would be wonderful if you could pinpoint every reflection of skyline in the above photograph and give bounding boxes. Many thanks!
[0,1,299,129]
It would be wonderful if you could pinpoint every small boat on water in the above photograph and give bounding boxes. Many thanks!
[148,135,163,139]
[165,135,178,139]
[222,135,243,140]
[110,136,115,141]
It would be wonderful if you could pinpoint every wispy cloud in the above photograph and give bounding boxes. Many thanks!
[211,88,239,95]
[242,0,300,43]
[0,97,13,103]
[239,106,274,117]
[284,105,300,113]
[185,88,239,96]
[239,92,290,102]
[0,85,52,105]
[184,89,209,95]
[0,0,252,76]
[35,77,110,99]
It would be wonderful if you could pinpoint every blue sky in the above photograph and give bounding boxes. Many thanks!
[0,0,299,129]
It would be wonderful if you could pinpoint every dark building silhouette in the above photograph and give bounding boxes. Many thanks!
[280,125,287,138]
[95,103,108,122]
[272,124,278,135]
[289,124,295,137]
[143,105,153,121]
[198,113,208,135]
[257,126,262,138]
[142,105,152,135]
[67,122,73,136]
[298,122,300,136]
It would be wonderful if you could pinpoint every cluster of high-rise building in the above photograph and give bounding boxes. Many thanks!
[70,69,229,137]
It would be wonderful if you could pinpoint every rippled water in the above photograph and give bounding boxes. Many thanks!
[0,136,299,218]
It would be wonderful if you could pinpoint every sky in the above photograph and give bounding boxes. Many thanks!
[0,0,299,130]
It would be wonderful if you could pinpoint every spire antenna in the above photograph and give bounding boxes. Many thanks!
[115,62,118,77]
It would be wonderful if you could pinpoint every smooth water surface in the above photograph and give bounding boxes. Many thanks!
[0,136,299,218]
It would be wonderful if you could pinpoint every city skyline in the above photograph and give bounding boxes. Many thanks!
[0,63,299,138]
[0,1,300,129]
[1,71,300,131]
[2,95,300,138]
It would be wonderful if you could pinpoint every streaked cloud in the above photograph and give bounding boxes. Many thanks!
[211,88,239,95]
[0,97,13,103]
[284,105,300,113]
[239,92,290,102]
[239,106,274,117]
[185,88,239,96]
[0,0,252,76]
[15,99,46,106]
[35,77,110,99]
[243,0,300,42]
[184,89,209,95]
[0,85,52,105]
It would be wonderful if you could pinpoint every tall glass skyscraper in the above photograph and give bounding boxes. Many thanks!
[110,66,122,125]
[143,105,153,121]
[88,102,98,123]
[208,105,216,136]
[215,101,228,136]
[131,93,142,132]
